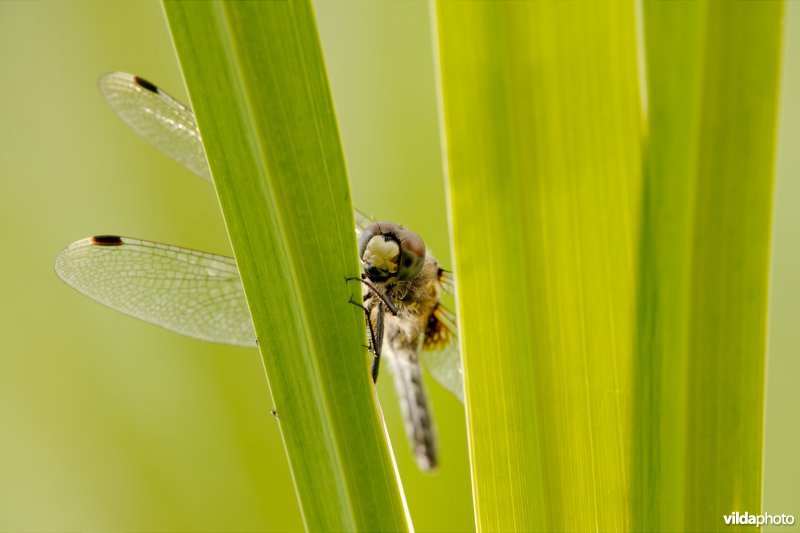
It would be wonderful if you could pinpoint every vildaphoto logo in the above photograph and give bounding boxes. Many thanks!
[723,511,795,527]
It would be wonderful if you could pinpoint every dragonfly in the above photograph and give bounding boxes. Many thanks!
[55,72,463,471]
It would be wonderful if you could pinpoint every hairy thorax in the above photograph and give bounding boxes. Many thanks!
[367,256,441,349]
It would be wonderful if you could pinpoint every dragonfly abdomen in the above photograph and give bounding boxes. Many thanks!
[388,343,437,472]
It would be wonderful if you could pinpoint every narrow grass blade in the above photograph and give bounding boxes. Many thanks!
[162,2,409,530]
[633,2,784,531]
[433,2,641,530]
[631,1,703,529]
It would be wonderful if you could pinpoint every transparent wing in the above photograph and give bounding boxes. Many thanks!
[438,269,455,296]
[101,73,381,240]
[55,236,256,347]
[421,304,463,403]
[98,72,211,181]
[354,208,376,238]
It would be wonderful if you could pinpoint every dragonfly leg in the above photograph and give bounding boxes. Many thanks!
[348,294,384,383]
[345,276,397,315]
[371,303,385,383]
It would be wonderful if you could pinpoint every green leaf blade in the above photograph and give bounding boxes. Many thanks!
[634,2,784,531]
[686,1,783,528]
[434,2,642,531]
[632,2,706,529]
[162,1,409,530]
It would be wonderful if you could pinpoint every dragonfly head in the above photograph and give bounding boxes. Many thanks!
[358,221,426,283]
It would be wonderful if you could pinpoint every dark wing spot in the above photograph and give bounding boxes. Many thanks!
[423,305,452,351]
[133,76,158,94]
[90,235,124,246]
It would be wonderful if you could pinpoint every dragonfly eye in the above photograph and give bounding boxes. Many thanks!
[396,230,425,281]
[358,222,426,282]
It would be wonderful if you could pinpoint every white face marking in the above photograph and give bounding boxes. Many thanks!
[363,236,400,273]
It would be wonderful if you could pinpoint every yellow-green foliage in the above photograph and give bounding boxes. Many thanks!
[635,2,783,531]
[163,2,408,530]
[434,1,783,531]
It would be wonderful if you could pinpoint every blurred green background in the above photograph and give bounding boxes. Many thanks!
[0,1,796,531]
